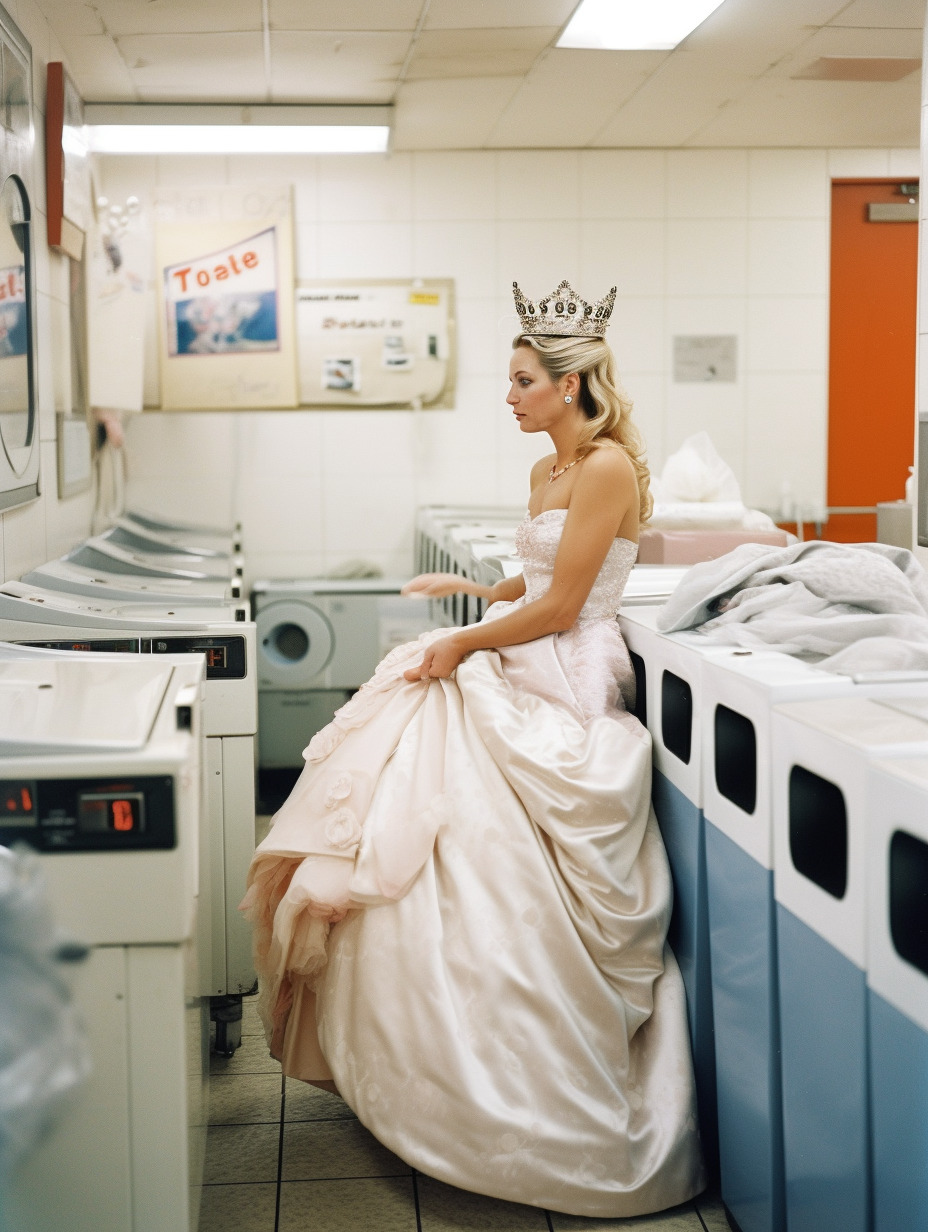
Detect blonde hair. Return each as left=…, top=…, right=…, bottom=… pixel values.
left=513, top=333, right=653, bottom=523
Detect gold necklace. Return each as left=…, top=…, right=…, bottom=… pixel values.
left=548, top=458, right=580, bottom=483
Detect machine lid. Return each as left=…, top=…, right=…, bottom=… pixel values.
left=253, top=578, right=411, bottom=596
left=125, top=507, right=237, bottom=538
left=0, top=581, right=212, bottom=630
left=67, top=538, right=216, bottom=580
left=24, top=560, right=234, bottom=604
left=103, top=523, right=228, bottom=560
left=0, top=659, right=173, bottom=754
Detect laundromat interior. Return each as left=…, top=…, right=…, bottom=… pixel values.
left=3, top=1, right=928, bottom=1230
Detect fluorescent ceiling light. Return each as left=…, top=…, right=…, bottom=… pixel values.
left=87, top=124, right=389, bottom=155
left=557, top=0, right=727, bottom=51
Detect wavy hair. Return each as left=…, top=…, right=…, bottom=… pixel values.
left=513, top=333, right=652, bottom=523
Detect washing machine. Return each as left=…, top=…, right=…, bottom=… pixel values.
left=66, top=534, right=242, bottom=585
left=253, top=578, right=442, bottom=769
left=99, top=522, right=245, bottom=575
left=0, top=580, right=258, bottom=1046
left=0, top=17, right=38, bottom=516
left=23, top=555, right=244, bottom=607
left=112, top=514, right=240, bottom=557
left=0, top=654, right=208, bottom=1232
left=124, top=507, right=242, bottom=549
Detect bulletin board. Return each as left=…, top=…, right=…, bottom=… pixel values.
left=155, top=189, right=297, bottom=409
left=296, top=279, right=455, bottom=409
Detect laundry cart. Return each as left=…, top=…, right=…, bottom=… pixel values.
left=772, top=694, right=928, bottom=1232
left=253, top=578, right=441, bottom=769
left=866, top=747, right=928, bottom=1232
left=0, top=581, right=258, bottom=1051
left=1, top=654, right=208, bottom=1232
left=617, top=605, right=731, bottom=1172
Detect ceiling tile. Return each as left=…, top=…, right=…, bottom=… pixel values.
left=789, top=24, right=924, bottom=59
left=793, top=56, right=921, bottom=81
left=424, top=0, right=577, bottom=30
left=59, top=33, right=138, bottom=101
left=488, top=48, right=667, bottom=147
left=93, top=0, right=262, bottom=36
left=268, top=31, right=407, bottom=103
left=117, top=32, right=268, bottom=101
left=269, top=0, right=423, bottom=32
left=680, top=0, right=859, bottom=74
left=393, top=76, right=523, bottom=148
left=691, top=74, right=921, bottom=146
left=829, top=0, right=924, bottom=28
left=38, top=0, right=105, bottom=37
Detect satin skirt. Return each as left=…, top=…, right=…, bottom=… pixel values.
left=242, top=623, right=705, bottom=1217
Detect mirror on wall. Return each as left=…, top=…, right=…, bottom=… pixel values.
left=0, top=173, right=32, bottom=469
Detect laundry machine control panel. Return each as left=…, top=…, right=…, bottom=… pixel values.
left=19, top=633, right=248, bottom=680
left=0, top=774, right=176, bottom=852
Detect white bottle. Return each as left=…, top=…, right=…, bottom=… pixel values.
left=905, top=466, right=915, bottom=504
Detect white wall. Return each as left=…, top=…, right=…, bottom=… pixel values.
left=0, top=0, right=95, bottom=584
left=102, top=144, right=919, bottom=584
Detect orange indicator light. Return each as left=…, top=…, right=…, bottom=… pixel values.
left=112, top=799, right=134, bottom=831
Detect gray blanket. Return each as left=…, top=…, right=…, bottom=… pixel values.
left=655, top=540, right=928, bottom=674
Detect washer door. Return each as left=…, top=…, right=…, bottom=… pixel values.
left=255, top=600, right=334, bottom=689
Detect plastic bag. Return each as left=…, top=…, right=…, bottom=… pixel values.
left=0, top=846, right=90, bottom=1177
left=652, top=431, right=742, bottom=503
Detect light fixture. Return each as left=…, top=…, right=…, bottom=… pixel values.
left=557, top=0, right=727, bottom=51
left=84, top=104, right=391, bottom=155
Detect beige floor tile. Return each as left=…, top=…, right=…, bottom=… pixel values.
left=198, top=1181, right=277, bottom=1232
left=209, top=1072, right=284, bottom=1125
left=550, top=1199, right=701, bottom=1231
left=242, top=995, right=263, bottom=1037
left=203, top=1124, right=281, bottom=1185
left=693, top=1190, right=732, bottom=1231
left=282, top=1117, right=411, bottom=1181
left=417, top=1174, right=549, bottom=1230
left=211, top=1032, right=282, bottom=1076
left=278, top=1175, right=418, bottom=1231
left=285, top=1077, right=357, bottom=1122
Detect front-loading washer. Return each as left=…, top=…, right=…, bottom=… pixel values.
left=253, top=578, right=441, bottom=769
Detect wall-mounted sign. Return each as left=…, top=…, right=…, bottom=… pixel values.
left=296, top=279, right=455, bottom=409
left=46, top=62, right=90, bottom=260
left=155, top=198, right=297, bottom=409
left=673, top=334, right=738, bottom=383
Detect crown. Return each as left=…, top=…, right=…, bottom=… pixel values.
left=512, top=279, right=616, bottom=338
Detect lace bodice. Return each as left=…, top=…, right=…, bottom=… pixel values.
left=514, top=509, right=638, bottom=622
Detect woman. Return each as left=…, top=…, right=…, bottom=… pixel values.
left=242, top=281, right=704, bottom=1218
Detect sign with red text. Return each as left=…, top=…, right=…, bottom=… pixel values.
left=164, top=227, right=279, bottom=356
left=156, top=201, right=296, bottom=409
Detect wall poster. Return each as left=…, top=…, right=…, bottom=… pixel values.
left=296, top=279, right=455, bottom=409
left=155, top=189, right=296, bottom=409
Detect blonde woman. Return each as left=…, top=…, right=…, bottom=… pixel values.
left=242, top=282, right=704, bottom=1219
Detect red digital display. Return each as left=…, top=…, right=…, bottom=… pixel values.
left=111, top=799, right=134, bottom=831
left=1, top=782, right=36, bottom=822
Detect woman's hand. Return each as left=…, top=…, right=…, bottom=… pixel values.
left=403, top=634, right=468, bottom=681
left=401, top=573, right=466, bottom=599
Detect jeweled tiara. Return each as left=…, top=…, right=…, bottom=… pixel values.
left=512, top=279, right=616, bottom=338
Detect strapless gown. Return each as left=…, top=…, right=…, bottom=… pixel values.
left=241, top=510, right=705, bottom=1217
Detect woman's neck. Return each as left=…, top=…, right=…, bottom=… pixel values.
left=548, top=420, right=584, bottom=468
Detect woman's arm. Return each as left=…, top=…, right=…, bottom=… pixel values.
left=401, top=572, right=526, bottom=603
left=405, top=449, right=637, bottom=680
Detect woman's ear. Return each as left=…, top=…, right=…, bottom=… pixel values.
left=563, top=372, right=581, bottom=399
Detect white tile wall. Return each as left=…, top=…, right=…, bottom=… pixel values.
left=88, top=145, right=918, bottom=584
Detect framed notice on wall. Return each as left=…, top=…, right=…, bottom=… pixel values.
left=296, top=279, right=455, bottom=409
left=155, top=192, right=297, bottom=409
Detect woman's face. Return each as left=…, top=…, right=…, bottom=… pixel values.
left=507, top=345, right=572, bottom=434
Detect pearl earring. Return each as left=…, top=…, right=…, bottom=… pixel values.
left=564, top=395, right=573, bottom=404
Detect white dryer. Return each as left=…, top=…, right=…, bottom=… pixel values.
left=253, top=578, right=441, bottom=769
left=0, top=581, right=258, bottom=1047
left=0, top=654, right=208, bottom=1232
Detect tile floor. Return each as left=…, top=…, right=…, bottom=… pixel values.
left=202, top=993, right=732, bottom=1232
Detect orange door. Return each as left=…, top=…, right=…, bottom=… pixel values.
left=825, top=179, right=918, bottom=542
